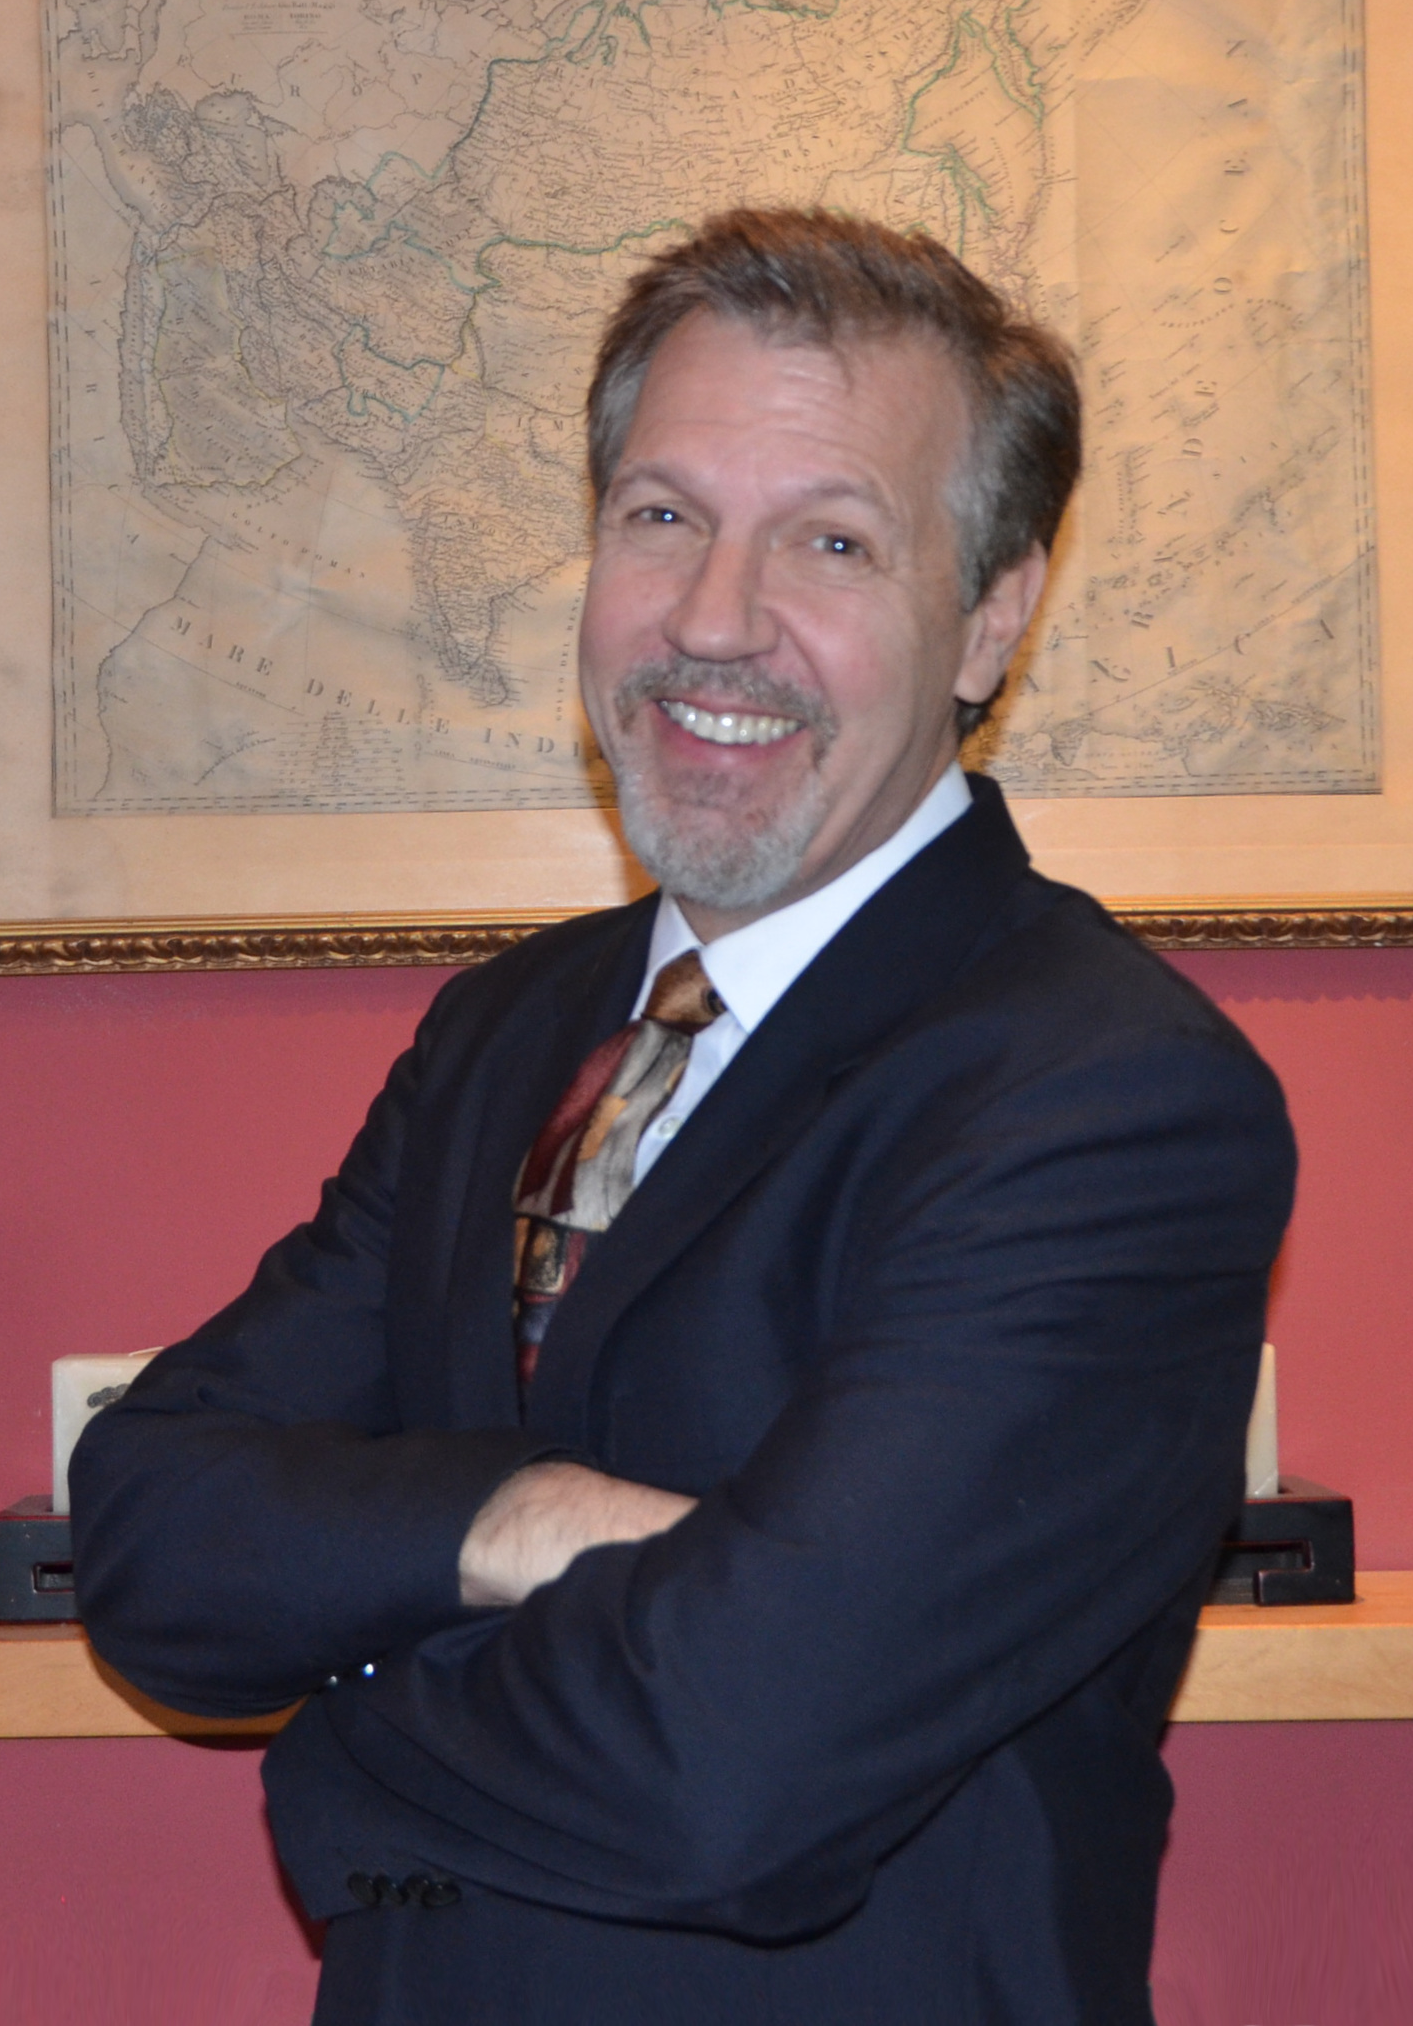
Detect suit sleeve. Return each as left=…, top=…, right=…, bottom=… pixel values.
left=70, top=975, right=574, bottom=1718
left=274, top=1018, right=1295, bottom=1931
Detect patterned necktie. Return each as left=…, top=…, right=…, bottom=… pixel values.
left=512, top=949, right=725, bottom=1398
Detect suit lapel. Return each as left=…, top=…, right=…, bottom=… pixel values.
left=438, top=899, right=657, bottom=1428
left=525, top=777, right=1031, bottom=1446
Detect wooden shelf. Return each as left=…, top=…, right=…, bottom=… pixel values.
left=4, top=1575, right=1412, bottom=1737
left=1167, top=1571, right=1413, bottom=1722
left=0, top=1625, right=295, bottom=1739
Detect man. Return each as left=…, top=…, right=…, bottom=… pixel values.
left=73, top=210, right=1296, bottom=2024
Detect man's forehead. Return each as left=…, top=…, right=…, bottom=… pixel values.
left=618, top=309, right=971, bottom=477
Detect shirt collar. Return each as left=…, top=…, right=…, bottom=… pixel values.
left=632, top=762, right=973, bottom=1033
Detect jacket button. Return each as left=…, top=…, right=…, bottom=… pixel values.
left=346, top=1872, right=380, bottom=1908
left=373, top=1874, right=406, bottom=1906
left=417, top=1878, right=462, bottom=1909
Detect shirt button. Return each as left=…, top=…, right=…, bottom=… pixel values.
left=658, top=1116, right=681, bottom=1138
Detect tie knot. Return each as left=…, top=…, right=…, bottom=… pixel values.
left=643, top=948, right=725, bottom=1033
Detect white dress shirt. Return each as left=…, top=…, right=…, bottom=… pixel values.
left=629, top=762, right=973, bottom=1186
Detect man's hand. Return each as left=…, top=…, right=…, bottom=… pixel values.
left=459, top=1461, right=697, bottom=1608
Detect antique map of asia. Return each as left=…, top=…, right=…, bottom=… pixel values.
left=46, top=0, right=1376, bottom=812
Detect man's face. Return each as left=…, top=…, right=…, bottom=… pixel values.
left=579, top=310, right=1041, bottom=938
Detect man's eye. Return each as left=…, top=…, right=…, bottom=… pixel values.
left=812, top=532, right=866, bottom=558
left=635, top=506, right=680, bottom=525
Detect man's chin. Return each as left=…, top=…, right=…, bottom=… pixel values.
left=616, top=787, right=821, bottom=917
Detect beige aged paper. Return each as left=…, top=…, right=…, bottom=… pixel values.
left=4, top=0, right=1413, bottom=918
left=47, top=0, right=1376, bottom=816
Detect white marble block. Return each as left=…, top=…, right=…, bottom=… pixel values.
left=1244, top=1341, right=1280, bottom=1500
left=51, top=1351, right=161, bottom=1515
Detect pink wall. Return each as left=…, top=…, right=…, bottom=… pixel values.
left=2, top=948, right=1411, bottom=2021
left=1169, top=949, right=1413, bottom=1571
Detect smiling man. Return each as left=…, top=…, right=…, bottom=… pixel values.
left=73, top=212, right=1296, bottom=2026
left=579, top=310, right=1035, bottom=930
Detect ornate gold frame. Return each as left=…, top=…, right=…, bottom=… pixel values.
left=4, top=902, right=1413, bottom=974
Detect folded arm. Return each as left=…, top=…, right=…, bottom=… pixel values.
left=73, top=980, right=1294, bottom=1930
left=458, top=1462, right=697, bottom=1607
left=288, top=1027, right=1294, bottom=1932
left=70, top=979, right=575, bottom=1717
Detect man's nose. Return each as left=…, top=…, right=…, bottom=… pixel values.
left=663, top=536, right=779, bottom=663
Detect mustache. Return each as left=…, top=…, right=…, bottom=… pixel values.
left=613, top=658, right=838, bottom=752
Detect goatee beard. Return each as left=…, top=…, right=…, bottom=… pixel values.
left=607, top=658, right=837, bottom=916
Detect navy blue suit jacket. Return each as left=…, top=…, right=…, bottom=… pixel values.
left=72, top=779, right=1296, bottom=2023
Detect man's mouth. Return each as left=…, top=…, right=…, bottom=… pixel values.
left=658, top=699, right=802, bottom=747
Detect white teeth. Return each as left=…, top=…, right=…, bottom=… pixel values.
left=659, top=699, right=801, bottom=746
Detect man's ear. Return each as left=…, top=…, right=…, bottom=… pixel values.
left=952, top=543, right=1049, bottom=712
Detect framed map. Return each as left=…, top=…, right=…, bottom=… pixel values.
left=4, top=0, right=1413, bottom=966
